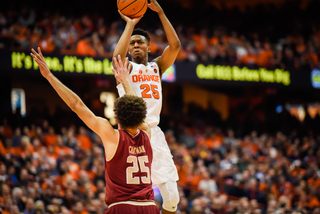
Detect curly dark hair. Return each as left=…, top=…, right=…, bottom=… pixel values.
left=132, top=28, right=150, bottom=44
left=114, top=95, right=147, bottom=129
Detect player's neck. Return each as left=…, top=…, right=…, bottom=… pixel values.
left=133, top=58, right=148, bottom=66
left=125, top=127, right=139, bottom=136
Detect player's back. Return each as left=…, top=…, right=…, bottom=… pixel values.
left=117, top=61, right=162, bottom=127
left=104, top=129, right=154, bottom=205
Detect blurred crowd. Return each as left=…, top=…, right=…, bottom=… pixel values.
left=170, top=126, right=320, bottom=214
left=0, top=0, right=320, bottom=71
left=0, top=120, right=108, bottom=214
left=1, top=103, right=320, bottom=214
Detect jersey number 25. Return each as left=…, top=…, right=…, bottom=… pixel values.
left=126, top=155, right=151, bottom=184
left=140, top=84, right=159, bottom=99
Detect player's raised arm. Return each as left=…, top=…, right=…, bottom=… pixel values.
left=113, top=12, right=143, bottom=65
left=112, top=55, right=135, bottom=96
left=112, top=55, right=151, bottom=139
left=30, top=48, right=117, bottom=145
left=149, top=0, right=181, bottom=76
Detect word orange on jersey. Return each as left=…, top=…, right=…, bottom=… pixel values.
left=132, top=74, right=160, bottom=83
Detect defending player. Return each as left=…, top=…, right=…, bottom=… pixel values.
left=113, top=0, right=181, bottom=213
left=31, top=48, right=159, bottom=213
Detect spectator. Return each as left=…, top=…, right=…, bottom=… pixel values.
left=76, top=127, right=92, bottom=151
left=71, top=201, right=88, bottom=214
left=44, top=127, right=57, bottom=147
left=34, top=200, right=45, bottom=214
left=0, top=184, right=11, bottom=204
left=61, top=189, right=75, bottom=210
left=23, top=198, right=34, bottom=214
left=10, top=205, right=21, bottom=214
left=54, top=135, right=72, bottom=159
left=198, top=169, right=218, bottom=195
left=2, top=120, right=13, bottom=139
left=12, top=187, right=25, bottom=211
left=76, top=34, right=97, bottom=57
left=0, top=164, right=8, bottom=182
left=11, top=128, right=22, bottom=148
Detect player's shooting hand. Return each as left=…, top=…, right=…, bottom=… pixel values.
left=30, top=47, right=51, bottom=79
left=118, top=10, right=143, bottom=26
left=112, top=55, right=132, bottom=84
left=148, top=0, right=163, bottom=13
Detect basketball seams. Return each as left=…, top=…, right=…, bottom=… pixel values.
left=130, top=0, right=147, bottom=17
left=117, top=0, right=147, bottom=18
left=119, top=0, right=138, bottom=12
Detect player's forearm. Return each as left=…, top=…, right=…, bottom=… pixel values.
left=158, top=10, right=181, bottom=50
left=138, top=120, right=151, bottom=139
left=113, top=23, right=135, bottom=61
left=121, top=79, right=137, bottom=96
left=46, top=73, right=82, bottom=112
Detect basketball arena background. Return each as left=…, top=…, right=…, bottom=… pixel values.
left=0, top=0, right=320, bottom=213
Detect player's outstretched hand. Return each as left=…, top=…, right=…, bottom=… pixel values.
left=148, top=0, right=163, bottom=13
left=30, top=47, right=51, bottom=79
left=118, top=10, right=143, bottom=26
left=112, top=55, right=132, bottom=84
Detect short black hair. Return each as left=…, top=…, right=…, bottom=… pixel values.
left=132, top=28, right=150, bottom=44
left=114, top=95, right=147, bottom=129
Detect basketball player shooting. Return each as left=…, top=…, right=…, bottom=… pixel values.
left=31, top=48, right=160, bottom=213
left=113, top=0, right=181, bottom=213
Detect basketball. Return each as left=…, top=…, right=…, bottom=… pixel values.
left=117, top=0, right=148, bottom=18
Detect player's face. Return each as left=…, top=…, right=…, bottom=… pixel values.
left=129, top=35, right=150, bottom=60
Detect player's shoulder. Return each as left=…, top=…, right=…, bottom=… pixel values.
left=151, top=57, right=160, bottom=65
left=148, top=60, right=158, bottom=67
left=150, top=57, right=161, bottom=73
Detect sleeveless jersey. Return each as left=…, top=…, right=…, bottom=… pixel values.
left=117, top=61, right=162, bottom=127
left=104, top=129, right=154, bottom=205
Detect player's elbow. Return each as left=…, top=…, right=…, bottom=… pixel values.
left=172, top=40, right=181, bottom=51
left=112, top=51, right=119, bottom=59
left=70, top=99, right=83, bottom=112
left=113, top=51, right=124, bottom=59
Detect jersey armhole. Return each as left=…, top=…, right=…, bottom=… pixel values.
left=141, top=130, right=151, bottom=142
left=106, top=130, right=120, bottom=162
left=151, top=57, right=162, bottom=76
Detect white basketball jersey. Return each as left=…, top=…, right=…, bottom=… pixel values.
left=117, top=61, right=162, bottom=127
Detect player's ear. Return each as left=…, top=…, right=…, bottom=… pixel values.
left=148, top=46, right=151, bottom=53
